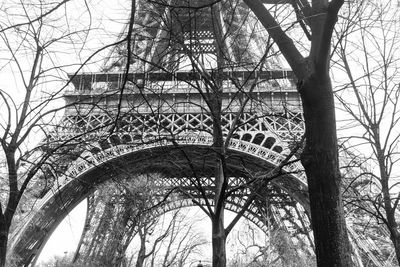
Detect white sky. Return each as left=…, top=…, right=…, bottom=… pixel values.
left=35, top=205, right=268, bottom=266
left=35, top=200, right=87, bottom=265
left=2, top=0, right=400, bottom=265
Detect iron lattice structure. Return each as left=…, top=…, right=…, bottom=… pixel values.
left=9, top=0, right=395, bottom=266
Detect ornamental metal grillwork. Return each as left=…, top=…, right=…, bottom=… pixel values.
left=72, top=176, right=312, bottom=264
left=9, top=0, right=396, bottom=266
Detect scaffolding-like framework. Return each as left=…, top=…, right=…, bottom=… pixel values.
left=9, top=1, right=396, bottom=266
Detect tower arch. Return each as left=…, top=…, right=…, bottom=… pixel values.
left=8, top=1, right=393, bottom=266
left=11, top=137, right=310, bottom=265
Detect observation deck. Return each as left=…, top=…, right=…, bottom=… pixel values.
left=64, top=70, right=301, bottom=115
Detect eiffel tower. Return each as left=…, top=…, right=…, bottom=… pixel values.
left=9, top=1, right=395, bottom=266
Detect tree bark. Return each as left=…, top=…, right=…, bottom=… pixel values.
left=377, top=145, right=400, bottom=265
left=1, top=151, right=18, bottom=267
left=135, top=233, right=146, bottom=267
left=211, top=216, right=226, bottom=266
left=0, top=220, right=8, bottom=267
left=299, top=74, right=351, bottom=266
left=389, top=229, right=400, bottom=266
left=243, top=0, right=352, bottom=265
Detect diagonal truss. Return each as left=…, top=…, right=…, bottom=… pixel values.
left=8, top=0, right=396, bottom=266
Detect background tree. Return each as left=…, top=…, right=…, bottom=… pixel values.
left=99, top=0, right=306, bottom=266
left=334, top=0, right=400, bottom=264
left=0, top=1, right=126, bottom=265
left=7, top=1, right=324, bottom=266
left=70, top=172, right=208, bottom=267
left=133, top=210, right=208, bottom=267
left=228, top=219, right=315, bottom=267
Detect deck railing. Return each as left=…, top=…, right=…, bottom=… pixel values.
left=65, top=70, right=296, bottom=94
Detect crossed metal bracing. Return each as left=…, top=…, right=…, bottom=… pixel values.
left=11, top=131, right=393, bottom=266
left=134, top=176, right=303, bottom=231
left=12, top=76, right=391, bottom=266
left=55, top=110, right=302, bottom=149
left=8, top=0, right=395, bottom=266
left=344, top=189, right=399, bottom=266
left=10, top=135, right=310, bottom=266
left=72, top=175, right=313, bottom=265
left=105, top=0, right=285, bottom=73
left=72, top=193, right=136, bottom=265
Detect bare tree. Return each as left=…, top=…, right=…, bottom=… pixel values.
left=137, top=210, right=208, bottom=267
left=243, top=0, right=352, bottom=265
left=90, top=1, right=307, bottom=266
left=71, top=173, right=208, bottom=267
left=0, top=1, right=126, bottom=265
left=109, top=1, right=305, bottom=266
left=72, top=176, right=153, bottom=267
left=334, top=1, right=400, bottom=264
left=8, top=1, right=307, bottom=266
left=227, top=211, right=315, bottom=267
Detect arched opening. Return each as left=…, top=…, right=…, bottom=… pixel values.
left=121, top=134, right=132, bottom=143
left=273, top=146, right=283, bottom=153
left=253, top=133, right=265, bottom=145
left=109, top=134, right=121, bottom=146
left=34, top=200, right=87, bottom=266
left=99, top=139, right=111, bottom=150
left=132, top=134, right=143, bottom=141
left=90, top=146, right=102, bottom=154
left=263, top=136, right=276, bottom=149
left=35, top=203, right=313, bottom=267
left=232, top=133, right=240, bottom=140
left=11, top=144, right=310, bottom=266
left=241, top=133, right=252, bottom=142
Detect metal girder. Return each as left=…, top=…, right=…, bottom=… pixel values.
left=8, top=0, right=393, bottom=266
left=260, top=0, right=292, bottom=4
left=72, top=177, right=312, bottom=264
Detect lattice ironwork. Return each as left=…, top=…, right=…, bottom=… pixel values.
left=8, top=0, right=394, bottom=266
left=72, top=173, right=313, bottom=264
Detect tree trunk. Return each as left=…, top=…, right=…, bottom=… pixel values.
left=211, top=216, right=226, bottom=266
left=210, top=63, right=228, bottom=266
left=135, top=251, right=145, bottom=267
left=135, top=235, right=146, bottom=267
left=299, top=74, right=352, bottom=266
left=377, top=146, right=400, bottom=265
left=243, top=0, right=351, bottom=265
left=0, top=225, right=8, bottom=267
left=0, top=216, right=13, bottom=267
left=388, top=229, right=400, bottom=266
left=0, top=207, right=11, bottom=267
